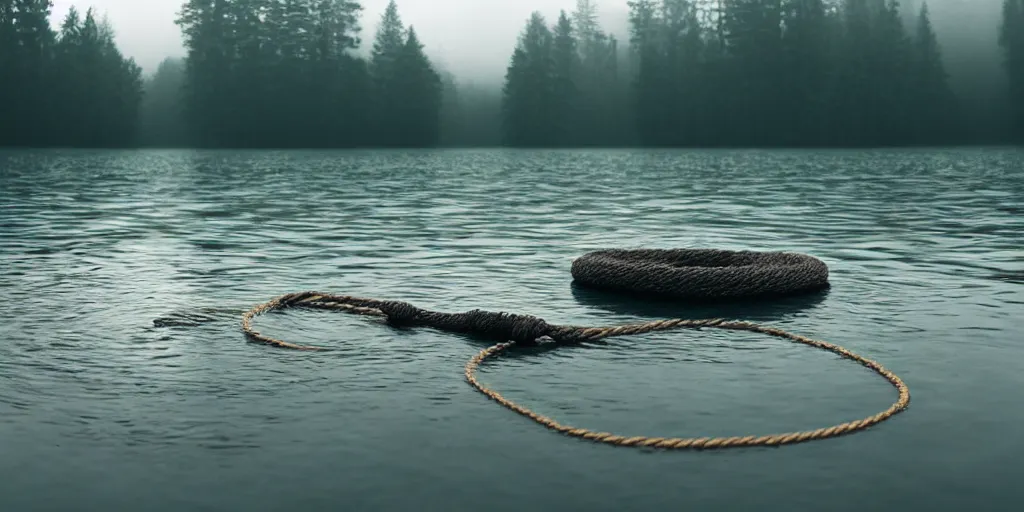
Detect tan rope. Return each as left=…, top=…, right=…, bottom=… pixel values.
left=241, top=291, right=910, bottom=450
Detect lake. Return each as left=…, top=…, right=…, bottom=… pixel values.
left=1, top=148, right=1022, bottom=510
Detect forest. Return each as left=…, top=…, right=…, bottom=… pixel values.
left=1, top=0, right=1023, bottom=149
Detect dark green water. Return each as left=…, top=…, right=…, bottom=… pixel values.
left=1, top=148, right=1022, bottom=511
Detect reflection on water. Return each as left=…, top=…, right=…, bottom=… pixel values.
left=0, top=147, right=1022, bottom=511
left=569, top=280, right=832, bottom=322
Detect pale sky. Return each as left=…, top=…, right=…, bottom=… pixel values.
left=50, top=0, right=631, bottom=83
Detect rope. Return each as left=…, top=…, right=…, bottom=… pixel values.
left=570, top=248, right=831, bottom=299
left=241, top=286, right=910, bottom=450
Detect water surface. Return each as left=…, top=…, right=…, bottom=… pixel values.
left=1, top=148, right=1022, bottom=510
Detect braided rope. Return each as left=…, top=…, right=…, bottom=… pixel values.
left=240, top=290, right=910, bottom=450
left=571, top=249, right=831, bottom=299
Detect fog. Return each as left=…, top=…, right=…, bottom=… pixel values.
left=12, top=0, right=1015, bottom=149
left=51, top=0, right=1003, bottom=86
left=51, top=0, right=633, bottom=84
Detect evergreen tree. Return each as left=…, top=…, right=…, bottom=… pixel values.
left=571, top=0, right=627, bottom=145
left=910, top=2, right=959, bottom=144
left=550, top=11, right=579, bottom=146
left=722, top=0, right=785, bottom=145
left=175, top=0, right=370, bottom=148
left=627, top=0, right=669, bottom=146
left=368, top=0, right=405, bottom=144
left=371, top=0, right=405, bottom=68
left=573, top=0, right=600, bottom=57
left=175, top=0, right=233, bottom=147
left=0, top=0, right=56, bottom=146
left=368, top=1, right=442, bottom=146
left=0, top=2, right=142, bottom=148
left=781, top=0, right=831, bottom=145
left=625, top=0, right=710, bottom=146
left=872, top=0, right=914, bottom=144
left=501, top=12, right=556, bottom=146
left=835, top=0, right=874, bottom=144
left=662, top=0, right=706, bottom=146
left=308, top=0, right=370, bottom=147
left=1001, top=0, right=1024, bottom=140
left=394, top=27, right=443, bottom=146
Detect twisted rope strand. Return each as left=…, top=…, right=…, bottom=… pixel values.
left=241, top=291, right=910, bottom=450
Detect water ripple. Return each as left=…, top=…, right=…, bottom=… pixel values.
left=0, top=147, right=1022, bottom=509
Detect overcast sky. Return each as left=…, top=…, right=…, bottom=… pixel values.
left=51, top=0, right=631, bottom=82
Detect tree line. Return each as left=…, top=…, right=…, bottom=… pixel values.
left=2, top=0, right=1023, bottom=149
left=501, top=0, right=1021, bottom=147
left=166, top=0, right=440, bottom=148
left=1, top=1, right=142, bottom=147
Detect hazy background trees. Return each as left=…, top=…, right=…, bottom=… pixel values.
left=1, top=0, right=1021, bottom=149
left=501, top=3, right=633, bottom=147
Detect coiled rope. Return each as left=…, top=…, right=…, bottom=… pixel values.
left=241, top=249, right=910, bottom=450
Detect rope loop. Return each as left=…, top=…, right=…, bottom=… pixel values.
left=235, top=249, right=909, bottom=450
left=240, top=295, right=910, bottom=450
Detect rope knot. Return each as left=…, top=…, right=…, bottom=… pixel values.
left=378, top=300, right=422, bottom=326
left=462, top=309, right=551, bottom=343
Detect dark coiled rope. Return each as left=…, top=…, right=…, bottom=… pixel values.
left=241, top=249, right=909, bottom=450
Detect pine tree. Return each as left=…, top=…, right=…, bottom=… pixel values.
left=312, top=0, right=363, bottom=59
left=662, top=0, right=705, bottom=146
left=223, top=0, right=271, bottom=146
left=869, top=0, right=914, bottom=145
left=1, top=0, right=56, bottom=146
left=571, top=0, right=625, bottom=145
left=910, top=2, right=958, bottom=144
left=625, top=0, right=710, bottom=146
left=502, top=47, right=531, bottom=146
left=175, top=0, right=232, bottom=147
left=781, top=0, right=831, bottom=145
left=573, top=0, right=605, bottom=79
left=366, top=1, right=443, bottom=147
left=1001, top=0, right=1024, bottom=140
left=175, top=0, right=370, bottom=148
left=551, top=11, right=579, bottom=146
left=98, top=15, right=144, bottom=147
left=501, top=12, right=556, bottom=146
left=369, top=0, right=407, bottom=145
left=394, top=27, right=443, bottom=146
left=720, top=0, right=785, bottom=145
left=370, top=0, right=405, bottom=88
left=308, top=0, right=367, bottom=147
left=1, top=2, right=16, bottom=144
left=837, top=0, right=874, bottom=145
left=16, top=6, right=141, bottom=148
left=42, top=7, right=142, bottom=147
left=627, top=0, right=668, bottom=146
left=573, top=0, right=600, bottom=49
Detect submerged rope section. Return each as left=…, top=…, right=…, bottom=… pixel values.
left=241, top=249, right=909, bottom=450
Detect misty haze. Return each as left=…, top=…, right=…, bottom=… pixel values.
left=2, top=2, right=1023, bottom=511
left=2, top=0, right=1022, bottom=147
